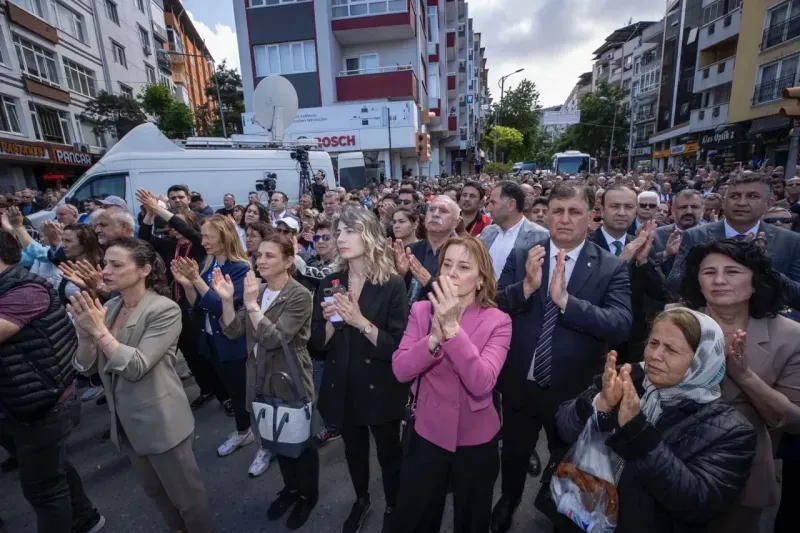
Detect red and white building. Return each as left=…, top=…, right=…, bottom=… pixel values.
left=234, top=0, right=489, bottom=179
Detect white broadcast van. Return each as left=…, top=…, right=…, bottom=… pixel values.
left=28, top=123, right=338, bottom=229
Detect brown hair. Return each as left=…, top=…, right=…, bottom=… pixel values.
left=175, top=210, right=201, bottom=233
left=437, top=236, right=497, bottom=309
left=246, top=221, right=273, bottom=240
left=260, top=233, right=297, bottom=276
left=548, top=181, right=594, bottom=210
left=651, top=308, right=701, bottom=353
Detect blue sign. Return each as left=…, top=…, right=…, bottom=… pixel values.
left=466, top=95, right=474, bottom=104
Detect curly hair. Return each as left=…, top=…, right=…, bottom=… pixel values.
left=680, top=238, right=785, bottom=319
left=105, top=237, right=170, bottom=297
left=332, top=205, right=397, bottom=285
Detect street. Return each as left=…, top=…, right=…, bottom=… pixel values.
left=0, top=379, right=554, bottom=533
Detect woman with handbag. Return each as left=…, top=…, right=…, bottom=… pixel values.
left=311, top=206, right=409, bottom=533
left=391, top=236, right=511, bottom=533
left=215, top=233, right=317, bottom=528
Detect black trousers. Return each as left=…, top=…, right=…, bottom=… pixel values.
left=500, top=384, right=564, bottom=502
left=339, top=417, right=402, bottom=507
left=184, top=319, right=228, bottom=401
left=775, top=457, right=800, bottom=533
left=204, top=333, right=249, bottom=432
left=392, top=431, right=499, bottom=533
left=278, top=446, right=320, bottom=501
left=0, top=397, right=97, bottom=533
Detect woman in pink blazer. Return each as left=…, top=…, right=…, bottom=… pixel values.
left=391, top=236, right=512, bottom=533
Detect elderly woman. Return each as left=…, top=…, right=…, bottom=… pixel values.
left=681, top=238, right=800, bottom=532
left=552, top=308, right=756, bottom=533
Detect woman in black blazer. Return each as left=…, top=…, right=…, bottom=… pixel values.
left=311, top=206, right=409, bottom=533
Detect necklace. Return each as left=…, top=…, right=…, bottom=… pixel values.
left=348, top=269, right=364, bottom=302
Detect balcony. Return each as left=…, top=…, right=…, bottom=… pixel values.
left=157, top=49, right=172, bottom=73
left=752, top=74, right=796, bottom=106
left=698, top=8, right=740, bottom=51
left=428, top=97, right=441, bottom=123
left=428, top=42, right=439, bottom=63
left=447, top=72, right=456, bottom=96
left=331, top=0, right=416, bottom=45
left=762, top=14, right=800, bottom=50
left=690, top=102, right=729, bottom=130
left=635, top=110, right=656, bottom=124
left=637, top=82, right=660, bottom=101
left=446, top=30, right=456, bottom=60
left=694, top=56, right=734, bottom=93
left=336, top=65, right=418, bottom=103
left=152, top=20, right=168, bottom=42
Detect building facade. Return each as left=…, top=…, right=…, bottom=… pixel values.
left=563, top=71, right=592, bottom=111
left=234, top=0, right=488, bottom=180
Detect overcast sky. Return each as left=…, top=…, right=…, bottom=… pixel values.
left=186, top=0, right=667, bottom=107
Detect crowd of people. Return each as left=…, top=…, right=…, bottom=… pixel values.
left=0, top=163, right=799, bottom=533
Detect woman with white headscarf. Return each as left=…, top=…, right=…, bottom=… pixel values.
left=550, top=308, right=757, bottom=533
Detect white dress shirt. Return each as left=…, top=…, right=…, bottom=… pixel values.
left=547, top=238, right=586, bottom=292
left=723, top=220, right=760, bottom=239
left=488, top=216, right=525, bottom=281
left=600, top=226, right=626, bottom=256
left=270, top=210, right=288, bottom=227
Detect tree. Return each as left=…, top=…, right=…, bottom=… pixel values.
left=560, top=82, right=630, bottom=166
left=481, top=125, right=524, bottom=156
left=139, top=84, right=194, bottom=139
left=81, top=91, right=147, bottom=139
left=492, top=79, right=543, bottom=162
left=205, top=60, right=244, bottom=136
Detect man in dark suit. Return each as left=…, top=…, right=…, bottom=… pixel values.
left=490, top=182, right=632, bottom=533
left=587, top=184, right=672, bottom=364
left=652, top=189, right=705, bottom=275
left=668, top=173, right=800, bottom=308
left=627, top=190, right=661, bottom=235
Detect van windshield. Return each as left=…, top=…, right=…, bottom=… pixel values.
left=555, top=157, right=589, bottom=175
left=65, top=173, right=128, bottom=209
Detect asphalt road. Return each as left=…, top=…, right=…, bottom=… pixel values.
left=0, top=379, right=555, bottom=533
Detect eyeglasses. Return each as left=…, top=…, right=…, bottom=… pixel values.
left=764, top=217, right=792, bottom=224
left=639, top=203, right=658, bottom=209
left=313, top=234, right=331, bottom=242
left=395, top=199, right=413, bottom=206
left=593, top=216, right=603, bottom=222
left=276, top=228, right=293, bottom=235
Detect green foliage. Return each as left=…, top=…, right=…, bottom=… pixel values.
left=140, top=84, right=173, bottom=120
left=204, top=60, right=244, bottom=136
left=483, top=161, right=513, bottom=175
left=139, top=84, right=195, bottom=139
left=482, top=125, right=524, bottom=152
left=80, top=91, right=147, bottom=139
left=486, top=78, right=543, bottom=163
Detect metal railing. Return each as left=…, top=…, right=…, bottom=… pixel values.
left=331, top=0, right=408, bottom=20
left=752, top=74, right=796, bottom=105
left=761, top=14, right=800, bottom=49
left=338, top=64, right=412, bottom=77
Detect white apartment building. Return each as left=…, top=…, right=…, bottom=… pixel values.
left=234, top=0, right=488, bottom=180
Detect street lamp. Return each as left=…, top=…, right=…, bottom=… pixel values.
left=599, top=96, right=621, bottom=173
left=497, top=68, right=525, bottom=127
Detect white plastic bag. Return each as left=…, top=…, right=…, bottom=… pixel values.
left=551, top=415, right=619, bottom=533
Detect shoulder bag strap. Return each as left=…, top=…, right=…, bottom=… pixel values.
left=409, top=311, right=435, bottom=410
left=278, top=332, right=308, bottom=404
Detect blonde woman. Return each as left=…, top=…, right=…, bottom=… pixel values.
left=171, top=215, right=259, bottom=469
left=310, top=206, right=409, bottom=533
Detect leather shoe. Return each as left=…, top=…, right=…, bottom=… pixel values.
left=268, top=489, right=299, bottom=521
left=528, top=450, right=542, bottom=477
left=490, top=496, right=519, bottom=533
left=190, top=392, right=214, bottom=411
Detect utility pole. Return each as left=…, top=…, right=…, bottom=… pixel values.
left=627, top=94, right=636, bottom=171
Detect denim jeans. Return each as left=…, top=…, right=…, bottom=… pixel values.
left=0, top=396, right=97, bottom=533
left=312, top=361, right=337, bottom=432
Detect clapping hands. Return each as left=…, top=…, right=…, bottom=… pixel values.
left=596, top=352, right=640, bottom=427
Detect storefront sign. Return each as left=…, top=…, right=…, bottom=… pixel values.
left=54, top=148, right=92, bottom=166
left=44, top=173, right=66, bottom=181
left=670, top=144, right=686, bottom=156
left=632, top=146, right=652, bottom=157
left=653, top=149, right=671, bottom=159
left=700, top=125, right=743, bottom=148
left=636, top=159, right=652, bottom=168
left=0, top=140, right=50, bottom=162
left=684, top=142, right=699, bottom=155
left=290, top=131, right=361, bottom=151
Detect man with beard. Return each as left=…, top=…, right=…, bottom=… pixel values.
left=459, top=181, right=491, bottom=236
left=394, top=195, right=460, bottom=305
left=653, top=189, right=704, bottom=275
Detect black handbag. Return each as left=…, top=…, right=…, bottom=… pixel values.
left=400, top=313, right=433, bottom=455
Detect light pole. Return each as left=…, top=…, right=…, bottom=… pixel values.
left=497, top=68, right=524, bottom=126
left=599, top=96, right=621, bottom=173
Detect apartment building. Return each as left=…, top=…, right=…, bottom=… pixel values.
left=563, top=71, right=592, bottom=112
left=234, top=0, right=488, bottom=180
left=629, top=18, right=663, bottom=168
left=162, top=0, right=214, bottom=132
left=727, top=0, right=799, bottom=168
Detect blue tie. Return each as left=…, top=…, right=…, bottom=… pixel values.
left=531, top=257, right=569, bottom=388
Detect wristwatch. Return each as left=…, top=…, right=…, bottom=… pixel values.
left=361, top=322, right=373, bottom=335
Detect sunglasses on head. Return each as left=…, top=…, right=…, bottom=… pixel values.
left=764, top=217, right=792, bottom=224
left=313, top=234, right=331, bottom=242
left=639, top=203, right=658, bottom=209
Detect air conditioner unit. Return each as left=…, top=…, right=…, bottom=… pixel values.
left=143, top=45, right=152, bottom=56
left=73, top=143, right=90, bottom=153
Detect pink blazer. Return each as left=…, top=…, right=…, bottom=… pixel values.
left=392, top=301, right=512, bottom=452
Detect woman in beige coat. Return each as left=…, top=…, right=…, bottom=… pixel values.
left=69, top=237, right=212, bottom=533
left=215, top=232, right=316, bottom=530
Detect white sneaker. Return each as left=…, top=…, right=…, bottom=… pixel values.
left=248, top=448, right=272, bottom=477
left=80, top=386, right=104, bottom=402
left=217, top=430, right=255, bottom=457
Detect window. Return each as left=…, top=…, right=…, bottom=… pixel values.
left=427, top=69, right=440, bottom=99
left=754, top=54, right=799, bottom=104
left=105, top=0, right=119, bottom=24
left=253, top=40, right=316, bottom=76
left=0, top=95, right=21, bottom=134
left=119, top=83, right=133, bottom=98
left=139, top=26, right=151, bottom=54
left=136, top=0, right=145, bottom=13
left=763, top=0, right=800, bottom=48
left=13, top=35, right=59, bottom=85
left=702, top=0, right=742, bottom=25
left=63, top=58, right=97, bottom=97
left=145, top=62, right=156, bottom=84
left=332, top=0, right=407, bottom=19
left=250, top=0, right=311, bottom=6
left=8, top=0, right=46, bottom=19
left=29, top=102, right=72, bottom=144
left=166, top=26, right=184, bottom=54
left=79, top=119, right=106, bottom=148
left=65, top=173, right=127, bottom=209
left=48, top=2, right=86, bottom=42
left=343, top=53, right=378, bottom=75
left=158, top=70, right=171, bottom=87
left=427, top=6, right=439, bottom=43
left=111, top=40, right=126, bottom=68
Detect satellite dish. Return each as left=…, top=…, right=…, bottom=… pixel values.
left=252, top=76, right=299, bottom=141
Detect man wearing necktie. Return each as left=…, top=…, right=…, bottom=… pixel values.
left=588, top=184, right=672, bottom=365
left=491, top=182, right=632, bottom=533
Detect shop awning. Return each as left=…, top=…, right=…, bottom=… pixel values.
left=748, top=115, right=791, bottom=137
